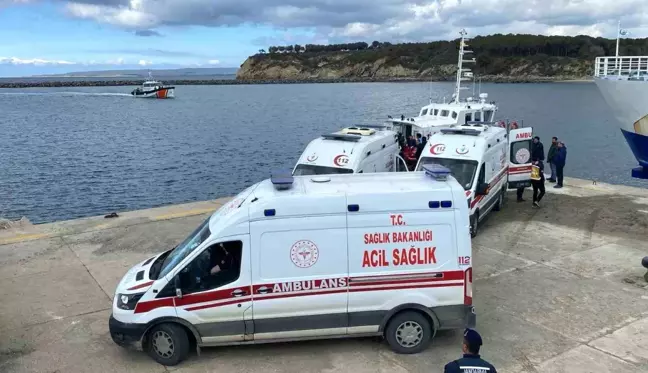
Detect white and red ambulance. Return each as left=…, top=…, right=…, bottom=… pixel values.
left=109, top=166, right=475, bottom=366
left=415, top=122, right=533, bottom=237
left=293, top=125, right=402, bottom=175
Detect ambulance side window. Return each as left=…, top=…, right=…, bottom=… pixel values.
left=176, top=240, right=243, bottom=295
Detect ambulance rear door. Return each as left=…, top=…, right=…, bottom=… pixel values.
left=507, top=127, right=533, bottom=189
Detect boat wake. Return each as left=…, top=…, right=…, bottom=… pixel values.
left=0, top=91, right=132, bottom=97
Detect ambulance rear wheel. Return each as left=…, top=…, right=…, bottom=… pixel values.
left=146, top=323, right=190, bottom=366
left=385, top=311, right=432, bottom=354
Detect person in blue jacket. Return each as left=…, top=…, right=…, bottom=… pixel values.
left=553, top=141, right=567, bottom=188
left=444, top=329, right=497, bottom=373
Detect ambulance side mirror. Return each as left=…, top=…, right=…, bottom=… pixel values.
left=174, top=276, right=183, bottom=299
left=476, top=182, right=489, bottom=196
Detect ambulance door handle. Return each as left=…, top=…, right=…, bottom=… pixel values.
left=257, top=287, right=270, bottom=294
left=231, top=289, right=246, bottom=298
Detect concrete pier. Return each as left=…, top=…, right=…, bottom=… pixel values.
left=1, top=177, right=647, bottom=373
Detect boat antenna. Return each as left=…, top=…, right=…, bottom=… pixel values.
left=453, top=28, right=475, bottom=104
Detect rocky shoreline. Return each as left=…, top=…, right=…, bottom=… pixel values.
left=0, top=75, right=592, bottom=88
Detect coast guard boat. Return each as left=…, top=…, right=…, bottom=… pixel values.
left=388, top=29, right=501, bottom=138
left=131, top=72, right=175, bottom=99
left=594, top=55, right=648, bottom=179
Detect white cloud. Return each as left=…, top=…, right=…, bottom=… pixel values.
left=137, top=59, right=153, bottom=66
left=66, top=1, right=157, bottom=29
left=46, top=0, right=648, bottom=42
left=5, top=0, right=648, bottom=45
left=0, top=57, right=76, bottom=65
left=207, top=59, right=220, bottom=65
left=105, top=57, right=125, bottom=65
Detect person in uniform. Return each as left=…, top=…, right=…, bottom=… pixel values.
left=530, top=157, right=546, bottom=207
left=444, top=329, right=497, bottom=373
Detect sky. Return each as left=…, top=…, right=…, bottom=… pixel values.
left=1, top=0, right=648, bottom=77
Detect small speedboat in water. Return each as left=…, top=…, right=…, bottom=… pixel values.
left=131, top=72, right=175, bottom=99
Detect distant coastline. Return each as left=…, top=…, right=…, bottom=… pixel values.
left=0, top=75, right=594, bottom=88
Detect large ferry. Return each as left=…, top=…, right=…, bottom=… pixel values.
left=388, top=29, right=500, bottom=138
left=593, top=55, right=648, bottom=179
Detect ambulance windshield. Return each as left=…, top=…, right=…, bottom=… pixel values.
left=157, top=218, right=211, bottom=279
left=417, top=157, right=478, bottom=190
left=293, top=164, right=354, bottom=175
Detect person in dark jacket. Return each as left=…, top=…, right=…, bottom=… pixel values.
left=553, top=141, right=567, bottom=188
left=530, top=158, right=546, bottom=207
left=531, top=136, right=545, bottom=161
left=415, top=136, right=427, bottom=160
left=546, top=137, right=558, bottom=182
left=444, top=329, right=497, bottom=373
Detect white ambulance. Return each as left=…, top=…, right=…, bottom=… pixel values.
left=293, top=125, right=406, bottom=175
left=109, top=166, right=476, bottom=366
left=415, top=122, right=533, bottom=237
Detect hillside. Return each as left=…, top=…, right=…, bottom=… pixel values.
left=237, top=34, right=648, bottom=82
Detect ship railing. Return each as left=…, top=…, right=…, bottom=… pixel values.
left=594, top=56, right=648, bottom=77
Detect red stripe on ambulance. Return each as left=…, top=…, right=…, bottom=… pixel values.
left=127, top=281, right=154, bottom=291
left=133, top=271, right=465, bottom=314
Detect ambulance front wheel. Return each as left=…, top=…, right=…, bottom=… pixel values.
left=146, top=323, right=190, bottom=366
left=384, top=311, right=433, bottom=354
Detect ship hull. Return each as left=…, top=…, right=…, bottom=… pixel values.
left=594, top=77, right=648, bottom=178
left=131, top=87, right=175, bottom=99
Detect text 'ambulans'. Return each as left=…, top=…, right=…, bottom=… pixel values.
left=272, top=278, right=348, bottom=293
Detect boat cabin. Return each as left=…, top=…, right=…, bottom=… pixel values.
left=389, top=93, right=498, bottom=139
left=142, top=80, right=162, bottom=89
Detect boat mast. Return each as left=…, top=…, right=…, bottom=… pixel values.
left=453, top=29, right=475, bottom=104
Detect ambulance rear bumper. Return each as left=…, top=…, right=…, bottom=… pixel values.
left=109, top=314, right=146, bottom=350
left=434, top=305, right=476, bottom=330
left=508, top=180, right=531, bottom=189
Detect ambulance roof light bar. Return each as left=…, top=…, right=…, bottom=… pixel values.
left=270, top=170, right=294, bottom=190
left=322, top=133, right=362, bottom=142
left=440, top=128, right=481, bottom=136
left=423, top=164, right=451, bottom=181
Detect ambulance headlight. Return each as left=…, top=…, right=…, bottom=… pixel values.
left=117, top=293, right=144, bottom=310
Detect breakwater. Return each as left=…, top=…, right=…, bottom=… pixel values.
left=0, top=75, right=592, bottom=88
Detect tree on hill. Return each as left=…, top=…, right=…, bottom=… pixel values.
left=264, top=34, right=648, bottom=70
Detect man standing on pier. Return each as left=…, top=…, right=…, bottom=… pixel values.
left=547, top=137, right=558, bottom=183
left=553, top=141, right=567, bottom=188
left=531, top=136, right=545, bottom=161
